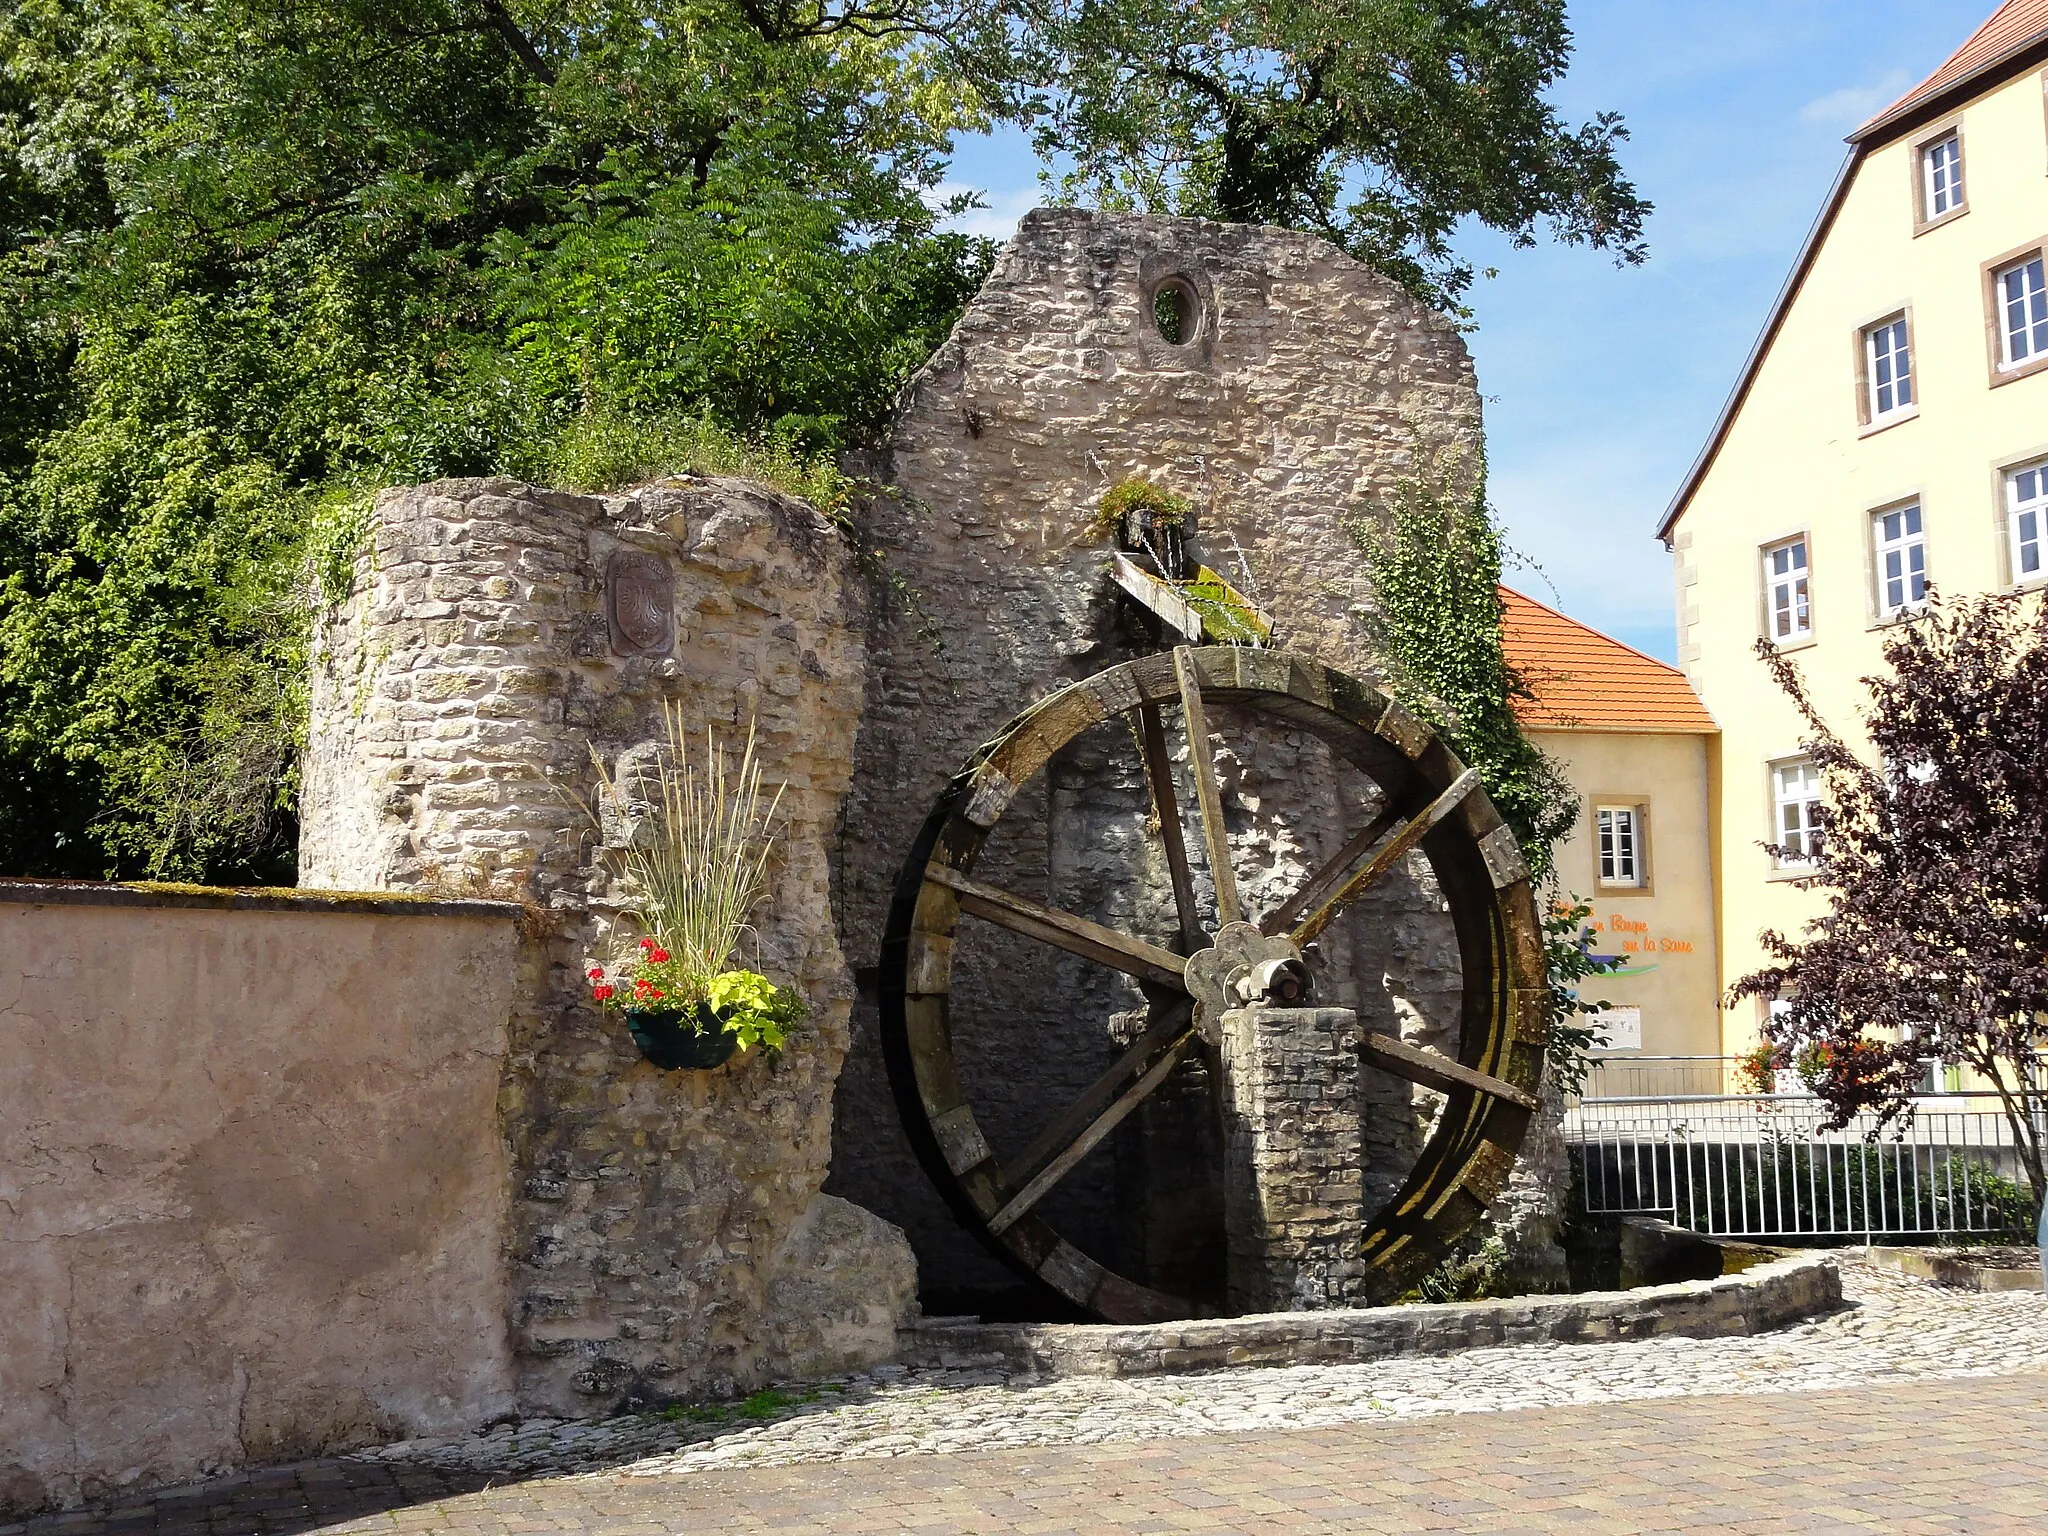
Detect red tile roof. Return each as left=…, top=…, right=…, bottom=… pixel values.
left=1856, top=0, right=2048, bottom=141
left=1498, top=586, right=1716, bottom=735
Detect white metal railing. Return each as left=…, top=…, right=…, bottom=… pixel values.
left=1565, top=1090, right=2041, bottom=1241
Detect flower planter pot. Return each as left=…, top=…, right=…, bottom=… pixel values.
left=625, top=1005, right=738, bottom=1070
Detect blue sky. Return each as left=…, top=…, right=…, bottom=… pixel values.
left=936, top=1, right=2001, bottom=660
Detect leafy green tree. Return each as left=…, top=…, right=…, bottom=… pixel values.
left=1729, top=593, right=2048, bottom=1206
left=1014, top=0, right=1649, bottom=306
left=0, top=1, right=992, bottom=880
left=1, top=0, right=1640, bottom=880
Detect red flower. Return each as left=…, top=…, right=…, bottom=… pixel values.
left=587, top=966, right=603, bottom=981
left=639, top=936, right=657, bottom=950
left=648, top=947, right=670, bottom=963
left=591, top=984, right=614, bottom=1002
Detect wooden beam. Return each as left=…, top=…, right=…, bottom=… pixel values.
left=924, top=863, right=1189, bottom=991
left=1174, top=647, right=1242, bottom=926
left=1138, top=701, right=1205, bottom=954
left=1291, top=769, right=1481, bottom=945
left=1259, top=801, right=1407, bottom=938
left=1362, top=1031, right=1539, bottom=1111
left=987, top=1027, right=1198, bottom=1235
left=1009, top=1003, right=1194, bottom=1193
left=1110, top=552, right=1204, bottom=643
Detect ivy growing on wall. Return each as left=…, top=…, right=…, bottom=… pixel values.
left=1348, top=448, right=1613, bottom=1085
left=1347, top=449, right=1577, bottom=881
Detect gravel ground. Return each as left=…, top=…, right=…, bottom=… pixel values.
left=343, top=1254, right=2048, bottom=1484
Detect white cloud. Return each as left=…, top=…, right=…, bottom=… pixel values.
left=1797, top=69, right=1911, bottom=128
left=927, top=181, right=1042, bottom=242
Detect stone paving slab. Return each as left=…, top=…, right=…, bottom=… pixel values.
left=332, top=1371, right=2048, bottom=1533
left=8, top=1257, right=2043, bottom=1536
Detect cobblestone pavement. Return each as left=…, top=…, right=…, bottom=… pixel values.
left=10, top=1257, right=2046, bottom=1536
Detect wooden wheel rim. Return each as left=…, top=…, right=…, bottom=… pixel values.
left=877, top=647, right=1548, bottom=1322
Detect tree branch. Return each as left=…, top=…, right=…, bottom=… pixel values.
left=475, top=0, right=556, bottom=84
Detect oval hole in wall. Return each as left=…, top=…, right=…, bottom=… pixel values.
left=1152, top=277, right=1200, bottom=346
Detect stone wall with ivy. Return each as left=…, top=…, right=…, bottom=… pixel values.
left=826, top=209, right=1530, bottom=1308
left=299, top=475, right=913, bottom=1415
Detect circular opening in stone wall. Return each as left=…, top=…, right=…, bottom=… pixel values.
left=1151, top=278, right=1199, bottom=346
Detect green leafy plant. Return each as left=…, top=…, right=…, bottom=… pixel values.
left=1088, top=475, right=1191, bottom=540
left=1348, top=446, right=1578, bottom=885
left=583, top=706, right=804, bottom=1052
left=1413, top=1234, right=1509, bottom=1303
left=588, top=945, right=804, bottom=1053
left=519, top=405, right=855, bottom=512
left=1353, top=445, right=1597, bottom=1096
left=1542, top=895, right=1620, bottom=1100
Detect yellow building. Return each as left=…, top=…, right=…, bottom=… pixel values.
left=1499, top=587, right=1723, bottom=1076
left=1660, top=0, right=2048, bottom=1055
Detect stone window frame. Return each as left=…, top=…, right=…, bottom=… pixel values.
left=1592, top=799, right=1653, bottom=896
left=1135, top=252, right=1219, bottom=369
left=1999, top=450, right=2048, bottom=590
left=1758, top=531, right=1815, bottom=649
left=1982, top=240, right=2048, bottom=387
left=1767, top=755, right=1824, bottom=878
left=1910, top=119, right=1969, bottom=234
left=1866, top=495, right=1930, bottom=624
left=1852, top=305, right=1918, bottom=434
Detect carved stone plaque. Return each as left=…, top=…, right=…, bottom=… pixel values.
left=606, top=551, right=674, bottom=657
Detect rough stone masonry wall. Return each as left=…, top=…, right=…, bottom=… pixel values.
left=830, top=208, right=1564, bottom=1306
left=300, top=476, right=913, bottom=1416
left=1217, top=1006, right=1368, bottom=1313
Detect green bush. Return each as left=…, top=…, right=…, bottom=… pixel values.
left=0, top=4, right=991, bottom=880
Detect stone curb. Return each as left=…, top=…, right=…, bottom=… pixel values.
left=900, top=1252, right=1842, bottom=1378
left=1866, top=1245, right=2044, bottom=1292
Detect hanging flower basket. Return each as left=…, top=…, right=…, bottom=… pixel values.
left=578, top=707, right=807, bottom=1073
left=624, top=1003, right=739, bottom=1071
left=589, top=942, right=805, bottom=1071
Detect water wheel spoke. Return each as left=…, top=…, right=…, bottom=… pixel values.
left=924, top=863, right=1189, bottom=991
left=1289, top=768, right=1483, bottom=946
left=1173, top=646, right=1242, bottom=925
left=987, top=1021, right=1200, bottom=1236
left=1137, top=700, right=1205, bottom=954
left=1009, top=1000, right=1194, bottom=1192
left=1362, top=1031, right=1539, bottom=1111
left=1258, top=802, right=1407, bottom=938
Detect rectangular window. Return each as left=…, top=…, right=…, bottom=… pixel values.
left=2008, top=460, right=2045, bottom=583
left=1863, top=315, right=1913, bottom=420
left=1922, top=133, right=1964, bottom=218
left=1996, top=254, right=2048, bottom=368
left=1764, top=538, right=1811, bottom=641
left=1596, top=805, right=1644, bottom=887
left=1873, top=502, right=1927, bottom=616
left=1772, top=760, right=1823, bottom=867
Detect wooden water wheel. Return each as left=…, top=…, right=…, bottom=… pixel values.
left=877, top=646, right=1548, bottom=1322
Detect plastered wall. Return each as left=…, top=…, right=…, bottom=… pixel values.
left=0, top=885, right=522, bottom=1518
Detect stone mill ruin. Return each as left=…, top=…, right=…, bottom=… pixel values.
left=298, top=209, right=1561, bottom=1408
